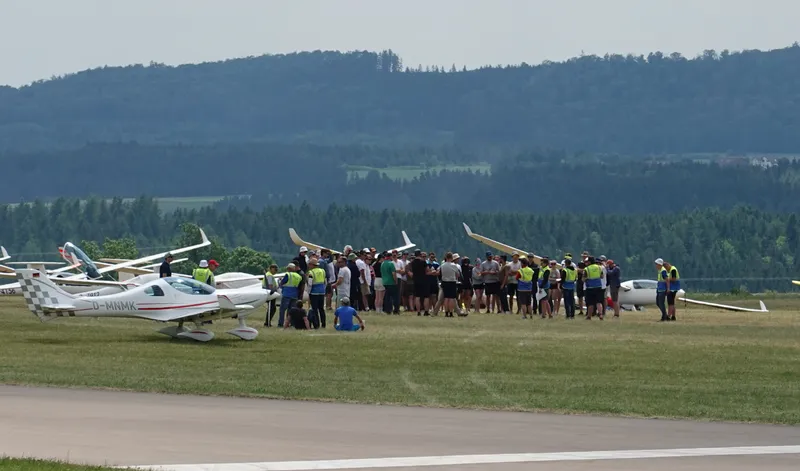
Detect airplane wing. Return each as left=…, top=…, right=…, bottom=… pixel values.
left=48, top=278, right=131, bottom=288
left=289, top=228, right=339, bottom=255
left=390, top=231, right=416, bottom=253
left=678, top=297, right=768, bottom=313
left=215, top=274, right=265, bottom=283
left=64, top=228, right=210, bottom=279
left=217, top=295, right=256, bottom=311
left=289, top=228, right=414, bottom=255
left=0, top=246, right=9, bottom=262
left=792, top=280, right=800, bottom=286
left=463, top=223, right=556, bottom=267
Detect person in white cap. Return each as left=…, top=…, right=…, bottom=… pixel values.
left=655, top=258, right=669, bottom=321
left=193, top=260, right=212, bottom=285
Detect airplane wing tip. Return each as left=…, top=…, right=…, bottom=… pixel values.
left=462, top=222, right=472, bottom=234
left=0, top=246, right=8, bottom=259
left=198, top=227, right=209, bottom=244
left=759, top=300, right=767, bottom=312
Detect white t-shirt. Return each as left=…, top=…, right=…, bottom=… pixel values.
left=395, top=259, right=407, bottom=281
left=600, top=265, right=608, bottom=289
left=507, top=261, right=521, bottom=284
left=356, top=259, right=370, bottom=284
left=326, top=262, right=336, bottom=283
left=337, top=266, right=351, bottom=296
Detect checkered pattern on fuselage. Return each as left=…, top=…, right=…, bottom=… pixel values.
left=18, top=277, right=74, bottom=318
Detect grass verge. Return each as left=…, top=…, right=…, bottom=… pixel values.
left=0, top=458, right=117, bottom=471
left=1, top=297, right=798, bottom=424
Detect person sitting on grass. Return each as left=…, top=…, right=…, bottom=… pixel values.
left=334, top=297, right=365, bottom=331
left=284, top=300, right=311, bottom=330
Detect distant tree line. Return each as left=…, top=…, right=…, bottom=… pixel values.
left=1, top=197, right=798, bottom=293
left=3, top=46, right=800, bottom=153
left=4, top=143, right=800, bottom=214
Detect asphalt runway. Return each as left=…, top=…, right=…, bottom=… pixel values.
left=1, top=385, right=798, bottom=470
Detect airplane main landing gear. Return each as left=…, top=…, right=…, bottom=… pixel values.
left=226, top=314, right=259, bottom=340
left=157, top=321, right=215, bottom=342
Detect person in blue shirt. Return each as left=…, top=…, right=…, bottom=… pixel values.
left=334, top=297, right=365, bottom=331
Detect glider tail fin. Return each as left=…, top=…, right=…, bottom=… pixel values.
left=15, top=269, right=77, bottom=322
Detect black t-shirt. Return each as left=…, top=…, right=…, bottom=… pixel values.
left=159, top=260, right=172, bottom=277
left=411, top=258, right=427, bottom=283
left=288, top=307, right=307, bottom=329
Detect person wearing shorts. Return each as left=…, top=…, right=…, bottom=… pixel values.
left=471, top=261, right=485, bottom=312
left=664, top=261, right=679, bottom=321
left=480, top=252, right=501, bottom=313
left=515, top=258, right=534, bottom=318
left=439, top=253, right=460, bottom=317
left=410, top=250, right=432, bottom=315
left=576, top=261, right=586, bottom=315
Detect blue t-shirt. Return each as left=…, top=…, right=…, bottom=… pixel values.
left=335, top=306, right=358, bottom=330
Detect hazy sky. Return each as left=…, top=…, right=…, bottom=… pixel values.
left=1, top=0, right=797, bottom=86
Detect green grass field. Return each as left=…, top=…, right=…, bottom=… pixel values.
left=347, top=164, right=491, bottom=181
left=1, top=296, right=798, bottom=425
left=0, top=459, right=116, bottom=471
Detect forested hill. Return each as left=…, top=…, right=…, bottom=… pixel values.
left=5, top=142, right=800, bottom=214
left=1, top=198, right=798, bottom=293
left=3, top=45, right=800, bottom=153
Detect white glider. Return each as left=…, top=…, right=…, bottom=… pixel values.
left=289, top=228, right=415, bottom=255
left=678, top=297, right=768, bottom=313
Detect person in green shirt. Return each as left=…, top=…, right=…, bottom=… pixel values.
left=380, top=252, right=400, bottom=314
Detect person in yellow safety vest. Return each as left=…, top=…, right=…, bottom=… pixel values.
left=655, top=258, right=669, bottom=321
left=307, top=258, right=328, bottom=329
left=515, top=258, right=535, bottom=319
left=537, top=258, right=552, bottom=318
left=263, top=263, right=279, bottom=327
left=584, top=256, right=604, bottom=320
left=278, top=263, right=303, bottom=327
left=664, top=261, right=679, bottom=321
left=560, top=258, right=578, bottom=319
left=193, top=260, right=214, bottom=285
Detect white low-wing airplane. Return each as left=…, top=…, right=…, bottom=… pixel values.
left=289, top=228, right=416, bottom=255
left=463, top=222, right=768, bottom=313
left=15, top=268, right=269, bottom=342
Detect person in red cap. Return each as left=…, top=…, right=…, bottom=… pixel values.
left=207, top=259, right=219, bottom=286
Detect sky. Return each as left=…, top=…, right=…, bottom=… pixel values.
left=1, top=0, right=798, bottom=87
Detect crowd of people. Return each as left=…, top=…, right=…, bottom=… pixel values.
left=258, top=245, right=680, bottom=329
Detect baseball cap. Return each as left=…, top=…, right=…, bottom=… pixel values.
left=340, top=296, right=350, bottom=305
left=607, top=259, right=614, bottom=265
left=654, top=258, right=664, bottom=265
left=511, top=251, right=519, bottom=256
left=165, top=252, right=173, bottom=258
left=348, top=253, right=357, bottom=260
left=287, top=262, right=296, bottom=269
left=485, top=251, right=493, bottom=257
left=299, top=246, right=308, bottom=253
left=414, top=249, right=422, bottom=256
left=599, top=255, right=607, bottom=261
left=208, top=259, right=219, bottom=267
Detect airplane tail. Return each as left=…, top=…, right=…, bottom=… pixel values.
left=15, top=269, right=79, bottom=322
